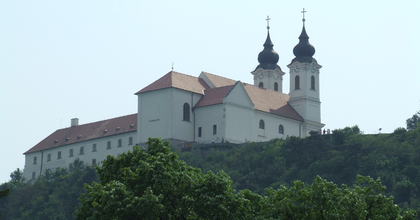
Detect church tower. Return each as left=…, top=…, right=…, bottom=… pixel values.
left=251, top=16, right=285, bottom=92
left=287, top=10, right=324, bottom=135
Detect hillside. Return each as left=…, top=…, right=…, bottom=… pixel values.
left=176, top=125, right=420, bottom=213
left=0, top=124, right=419, bottom=219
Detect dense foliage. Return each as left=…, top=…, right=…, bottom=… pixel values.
left=75, top=137, right=415, bottom=219
left=407, top=110, right=420, bottom=131
left=75, top=138, right=249, bottom=219
left=1, top=118, right=419, bottom=219
left=177, top=124, right=420, bottom=216
left=0, top=160, right=98, bottom=220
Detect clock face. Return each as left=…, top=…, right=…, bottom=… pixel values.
left=258, top=72, right=264, bottom=79
left=294, top=64, right=300, bottom=72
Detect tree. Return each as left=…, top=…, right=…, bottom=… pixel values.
left=76, top=137, right=417, bottom=219
left=406, top=111, right=420, bottom=131
left=0, top=188, right=10, bottom=219
left=261, top=175, right=417, bottom=219
left=75, top=138, right=250, bottom=219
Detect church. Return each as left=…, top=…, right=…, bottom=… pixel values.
left=22, top=15, right=324, bottom=180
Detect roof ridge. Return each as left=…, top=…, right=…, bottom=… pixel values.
left=204, top=83, right=236, bottom=91
left=172, top=71, right=199, bottom=79
left=202, top=71, right=236, bottom=82
left=58, top=113, right=137, bottom=130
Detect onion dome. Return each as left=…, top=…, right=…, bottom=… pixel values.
left=291, top=21, right=316, bottom=63
left=255, top=29, right=281, bottom=70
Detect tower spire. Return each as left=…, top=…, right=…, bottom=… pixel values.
left=291, top=8, right=316, bottom=63
left=255, top=16, right=280, bottom=70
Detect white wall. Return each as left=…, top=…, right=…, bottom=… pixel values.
left=252, top=110, right=301, bottom=141
left=137, top=88, right=203, bottom=144
left=137, top=89, right=172, bottom=143
left=170, top=89, right=202, bottom=142
left=194, top=104, right=225, bottom=144
left=23, top=131, right=136, bottom=180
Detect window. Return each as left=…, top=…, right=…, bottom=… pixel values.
left=118, top=139, right=122, bottom=147
left=311, top=76, right=315, bottom=90
left=279, top=124, right=284, bottom=134
left=69, top=163, right=73, bottom=171
left=198, top=127, right=202, bottom=137
left=183, top=103, right=190, bottom=121
left=259, top=120, right=265, bottom=129
left=128, top=137, right=133, bottom=145
left=107, top=141, right=111, bottom=149
left=47, top=153, right=51, bottom=162
left=259, top=82, right=263, bottom=88
left=69, top=149, right=74, bottom=157
left=32, top=172, right=36, bottom=180
left=80, top=146, right=84, bottom=155
left=295, top=75, right=300, bottom=90
left=274, top=82, right=278, bottom=91
left=92, top=144, right=97, bottom=152
left=213, top=125, right=217, bottom=135
left=92, top=159, right=96, bottom=166
left=57, top=151, right=62, bottom=159
left=33, top=157, right=37, bottom=164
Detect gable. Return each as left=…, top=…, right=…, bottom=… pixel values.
left=224, top=82, right=254, bottom=108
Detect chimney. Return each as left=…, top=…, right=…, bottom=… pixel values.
left=71, top=118, right=79, bottom=127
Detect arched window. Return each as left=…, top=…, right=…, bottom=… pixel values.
left=259, top=82, right=264, bottom=88
left=295, top=75, right=300, bottom=90
left=311, top=76, right=315, bottom=90
left=183, top=103, right=190, bottom=121
left=274, top=82, right=278, bottom=91
left=259, top=120, right=265, bottom=129
left=279, top=124, right=284, bottom=134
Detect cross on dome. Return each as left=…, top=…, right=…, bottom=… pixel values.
left=301, top=8, right=306, bottom=22
left=266, top=15, right=271, bottom=29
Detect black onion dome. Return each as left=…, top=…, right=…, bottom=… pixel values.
left=255, top=30, right=281, bottom=70
left=291, top=25, right=316, bottom=63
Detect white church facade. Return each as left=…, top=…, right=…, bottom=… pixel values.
left=23, top=17, right=324, bottom=180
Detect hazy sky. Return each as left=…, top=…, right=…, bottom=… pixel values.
left=1, top=1, right=419, bottom=184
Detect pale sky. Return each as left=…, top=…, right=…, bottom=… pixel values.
left=1, top=1, right=419, bottom=184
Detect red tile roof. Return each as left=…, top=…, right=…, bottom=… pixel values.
left=201, top=71, right=237, bottom=87
left=243, top=83, right=303, bottom=121
left=193, top=81, right=303, bottom=121
left=24, top=114, right=137, bottom=154
left=135, top=71, right=210, bottom=95
left=194, top=85, right=234, bottom=108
